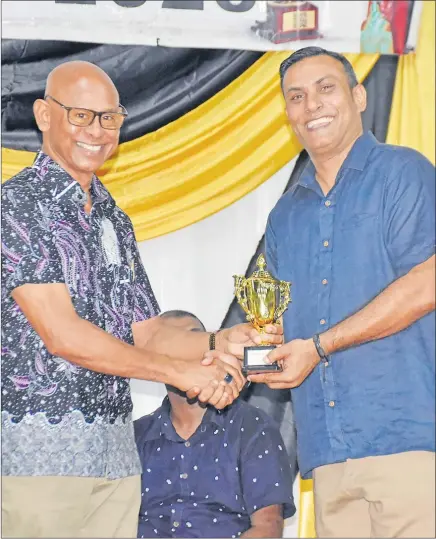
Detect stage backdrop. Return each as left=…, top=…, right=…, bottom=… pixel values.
left=1, top=1, right=434, bottom=536
left=2, top=0, right=420, bottom=54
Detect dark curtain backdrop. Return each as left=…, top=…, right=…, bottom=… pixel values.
left=1, top=39, right=262, bottom=150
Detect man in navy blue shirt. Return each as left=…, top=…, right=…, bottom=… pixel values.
left=250, top=47, right=435, bottom=537
left=134, top=310, right=295, bottom=538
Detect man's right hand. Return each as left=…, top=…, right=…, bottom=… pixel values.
left=175, top=354, right=245, bottom=409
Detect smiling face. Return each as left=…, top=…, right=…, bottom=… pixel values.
left=34, top=61, right=121, bottom=184
left=282, top=55, right=366, bottom=158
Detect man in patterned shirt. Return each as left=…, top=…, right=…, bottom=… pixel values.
left=1, top=61, right=282, bottom=538
left=135, top=311, right=295, bottom=539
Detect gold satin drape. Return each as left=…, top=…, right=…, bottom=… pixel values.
left=386, top=0, right=435, bottom=164
left=1, top=53, right=378, bottom=241
left=298, top=477, right=317, bottom=538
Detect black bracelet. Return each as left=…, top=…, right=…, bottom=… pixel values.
left=313, top=334, right=329, bottom=364
left=209, top=332, right=216, bottom=351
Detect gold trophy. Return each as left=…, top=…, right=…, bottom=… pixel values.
left=233, top=254, right=291, bottom=373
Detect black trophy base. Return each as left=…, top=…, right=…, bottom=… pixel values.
left=243, top=346, right=282, bottom=374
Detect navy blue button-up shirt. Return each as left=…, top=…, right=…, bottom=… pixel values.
left=134, top=397, right=295, bottom=538
left=266, top=132, right=435, bottom=478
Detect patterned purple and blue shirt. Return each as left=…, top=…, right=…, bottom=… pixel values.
left=1, top=151, right=160, bottom=479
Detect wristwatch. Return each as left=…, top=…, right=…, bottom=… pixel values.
left=209, top=332, right=216, bottom=351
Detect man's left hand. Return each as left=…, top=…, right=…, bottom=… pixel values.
left=247, top=338, right=320, bottom=389
left=216, top=323, right=283, bottom=360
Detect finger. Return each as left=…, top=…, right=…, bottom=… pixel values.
left=214, top=389, right=231, bottom=410
left=265, top=346, right=287, bottom=363
left=201, top=355, right=214, bottom=366
left=213, top=352, right=242, bottom=369
left=225, top=363, right=245, bottom=392
left=197, top=380, right=219, bottom=404
left=266, top=381, right=296, bottom=390
left=262, top=333, right=283, bottom=345
left=186, top=386, right=201, bottom=399
left=205, top=382, right=227, bottom=407
left=247, top=370, right=287, bottom=384
left=248, top=328, right=283, bottom=346
left=226, top=377, right=240, bottom=401
left=203, top=351, right=243, bottom=371
left=265, top=323, right=283, bottom=335
left=218, top=370, right=239, bottom=401
left=246, top=373, right=272, bottom=384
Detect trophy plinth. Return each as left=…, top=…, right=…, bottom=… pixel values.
left=252, top=1, right=321, bottom=45
left=233, top=254, right=291, bottom=374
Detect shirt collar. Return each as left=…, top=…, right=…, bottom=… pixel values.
left=295, top=131, right=379, bottom=193
left=31, top=150, right=115, bottom=212
left=144, top=396, right=228, bottom=443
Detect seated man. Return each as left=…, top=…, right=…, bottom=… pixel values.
left=134, top=310, right=295, bottom=539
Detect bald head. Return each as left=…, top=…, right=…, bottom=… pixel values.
left=45, top=61, right=119, bottom=106
left=34, top=60, right=122, bottom=187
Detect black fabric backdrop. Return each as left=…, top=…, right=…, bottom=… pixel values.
left=222, top=54, right=399, bottom=481
left=1, top=39, right=262, bottom=150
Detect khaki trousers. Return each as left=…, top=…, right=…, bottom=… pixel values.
left=313, top=451, right=435, bottom=538
left=2, top=475, right=141, bottom=538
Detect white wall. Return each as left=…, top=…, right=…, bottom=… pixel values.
left=130, top=157, right=300, bottom=537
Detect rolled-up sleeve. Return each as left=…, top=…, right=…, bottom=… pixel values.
left=383, top=154, right=435, bottom=276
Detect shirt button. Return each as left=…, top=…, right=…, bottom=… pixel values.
left=329, top=400, right=335, bottom=407
left=185, top=441, right=191, bottom=447
left=181, top=473, right=188, bottom=479
left=323, top=240, right=329, bottom=247
left=325, top=200, right=331, bottom=207
left=320, top=319, right=326, bottom=325
left=322, top=279, right=328, bottom=285
left=173, top=521, right=180, bottom=528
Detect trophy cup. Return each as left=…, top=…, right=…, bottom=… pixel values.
left=233, top=254, right=291, bottom=374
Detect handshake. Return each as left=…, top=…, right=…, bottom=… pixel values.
left=180, top=323, right=284, bottom=409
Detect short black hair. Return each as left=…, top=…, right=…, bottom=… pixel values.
left=279, top=46, right=359, bottom=89
left=160, top=310, right=206, bottom=332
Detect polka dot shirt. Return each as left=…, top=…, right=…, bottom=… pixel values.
left=134, top=397, right=295, bottom=538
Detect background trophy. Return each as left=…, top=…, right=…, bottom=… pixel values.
left=251, top=1, right=321, bottom=45
left=233, top=254, right=291, bottom=374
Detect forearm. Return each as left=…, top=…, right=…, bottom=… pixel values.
left=241, top=505, right=284, bottom=538
left=49, top=317, right=176, bottom=385
left=132, top=317, right=211, bottom=360
left=240, top=522, right=283, bottom=538
left=321, top=255, right=435, bottom=355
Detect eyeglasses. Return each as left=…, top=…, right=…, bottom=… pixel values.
left=44, top=95, right=128, bottom=130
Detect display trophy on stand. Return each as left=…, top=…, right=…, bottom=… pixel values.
left=251, top=1, right=321, bottom=44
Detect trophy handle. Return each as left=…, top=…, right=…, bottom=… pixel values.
left=233, top=276, right=255, bottom=324
left=274, top=281, right=291, bottom=321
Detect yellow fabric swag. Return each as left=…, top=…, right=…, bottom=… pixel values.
left=2, top=53, right=378, bottom=241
